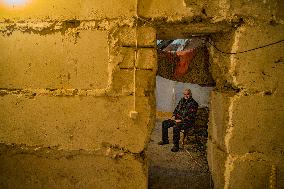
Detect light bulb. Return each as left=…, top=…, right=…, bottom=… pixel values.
left=3, top=0, right=28, bottom=7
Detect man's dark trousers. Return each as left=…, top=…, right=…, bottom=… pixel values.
left=162, top=119, right=190, bottom=147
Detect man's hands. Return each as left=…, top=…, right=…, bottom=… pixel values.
left=171, top=116, right=181, bottom=123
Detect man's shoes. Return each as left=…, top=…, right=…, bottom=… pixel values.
left=171, top=146, right=179, bottom=152
left=158, top=141, right=169, bottom=145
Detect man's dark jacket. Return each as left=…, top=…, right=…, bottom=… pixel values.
left=173, top=97, right=198, bottom=125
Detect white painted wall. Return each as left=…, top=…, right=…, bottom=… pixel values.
left=156, top=76, right=214, bottom=112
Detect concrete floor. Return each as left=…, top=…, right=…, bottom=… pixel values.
left=147, top=120, right=212, bottom=189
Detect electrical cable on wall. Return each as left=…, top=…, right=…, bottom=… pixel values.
left=134, top=0, right=138, bottom=111
left=207, top=39, right=284, bottom=55
left=129, top=0, right=139, bottom=119
left=269, top=165, right=277, bottom=189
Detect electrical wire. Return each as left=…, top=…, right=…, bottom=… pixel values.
left=269, top=165, right=277, bottom=189
left=133, top=0, right=139, bottom=112
left=207, top=39, right=284, bottom=55
left=136, top=15, right=284, bottom=55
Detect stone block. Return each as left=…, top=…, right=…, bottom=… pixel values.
left=231, top=24, right=284, bottom=94
left=0, top=144, right=146, bottom=189
left=210, top=31, right=237, bottom=89
left=230, top=0, right=278, bottom=21
left=0, top=95, right=154, bottom=153
left=228, top=95, right=284, bottom=158
left=228, top=158, right=271, bottom=189
left=138, top=0, right=194, bottom=20
left=111, top=69, right=156, bottom=96
left=138, top=0, right=246, bottom=23
left=118, top=26, right=156, bottom=47
left=208, top=91, right=234, bottom=151
left=207, top=140, right=227, bottom=189
left=117, top=47, right=157, bottom=70
left=80, top=0, right=136, bottom=19
left=277, top=0, right=284, bottom=21
left=0, top=30, right=109, bottom=89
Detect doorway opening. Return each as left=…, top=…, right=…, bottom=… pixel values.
left=147, top=37, right=215, bottom=189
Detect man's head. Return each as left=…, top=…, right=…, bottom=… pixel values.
left=183, top=89, right=192, bottom=100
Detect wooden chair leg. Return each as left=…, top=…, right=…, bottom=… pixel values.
left=181, top=131, right=187, bottom=147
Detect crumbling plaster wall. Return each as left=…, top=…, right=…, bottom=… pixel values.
left=209, top=23, right=284, bottom=189
left=207, top=3, right=284, bottom=189
left=0, top=0, right=283, bottom=188
left=0, top=1, right=156, bottom=188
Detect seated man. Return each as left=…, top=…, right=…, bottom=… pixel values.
left=158, top=88, right=198, bottom=152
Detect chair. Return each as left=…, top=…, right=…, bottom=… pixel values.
left=180, top=126, right=195, bottom=147
left=181, top=130, right=187, bottom=147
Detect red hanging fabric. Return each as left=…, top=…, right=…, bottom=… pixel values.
left=174, top=48, right=196, bottom=78
left=157, top=50, right=179, bottom=75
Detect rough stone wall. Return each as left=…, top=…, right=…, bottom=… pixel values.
left=209, top=23, right=284, bottom=189
left=207, top=2, right=284, bottom=189
left=0, top=0, right=284, bottom=188
left=0, top=1, right=156, bottom=188
left=139, top=0, right=284, bottom=188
